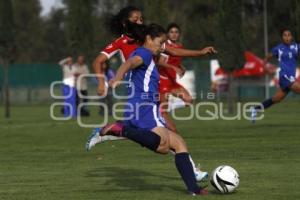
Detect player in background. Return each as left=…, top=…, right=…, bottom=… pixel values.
left=158, top=23, right=194, bottom=132
left=93, top=6, right=216, bottom=96
left=251, top=28, right=300, bottom=122
left=58, top=57, right=77, bottom=118
left=73, top=55, right=90, bottom=116
left=92, top=23, right=208, bottom=195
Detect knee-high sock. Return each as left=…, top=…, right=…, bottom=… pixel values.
left=255, top=98, right=274, bottom=110
left=122, top=126, right=161, bottom=152
left=168, top=98, right=186, bottom=111
left=175, top=152, right=200, bottom=193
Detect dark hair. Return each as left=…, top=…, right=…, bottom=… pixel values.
left=127, top=23, right=166, bottom=44
left=280, top=28, right=293, bottom=37
left=166, top=23, right=181, bottom=33
left=108, top=6, right=141, bottom=35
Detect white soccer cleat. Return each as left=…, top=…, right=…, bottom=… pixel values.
left=250, top=106, right=257, bottom=124
left=86, top=128, right=102, bottom=151
left=195, top=169, right=209, bottom=182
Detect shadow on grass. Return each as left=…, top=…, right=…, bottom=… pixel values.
left=85, top=166, right=185, bottom=193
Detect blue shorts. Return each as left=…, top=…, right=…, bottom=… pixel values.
left=123, top=98, right=166, bottom=130
left=279, top=74, right=296, bottom=93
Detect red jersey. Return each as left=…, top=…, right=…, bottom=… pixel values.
left=101, top=35, right=138, bottom=62
left=159, top=40, right=183, bottom=79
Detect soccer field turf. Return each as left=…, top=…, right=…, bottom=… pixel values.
left=0, top=101, right=300, bottom=200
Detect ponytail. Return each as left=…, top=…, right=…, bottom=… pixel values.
left=107, top=6, right=141, bottom=36
left=126, top=23, right=166, bottom=44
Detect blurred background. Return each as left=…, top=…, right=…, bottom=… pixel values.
left=0, top=0, right=300, bottom=116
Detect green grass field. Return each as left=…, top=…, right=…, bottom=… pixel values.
left=1, top=101, right=300, bottom=200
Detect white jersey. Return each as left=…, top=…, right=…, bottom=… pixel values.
left=59, top=58, right=76, bottom=87
left=73, top=63, right=90, bottom=90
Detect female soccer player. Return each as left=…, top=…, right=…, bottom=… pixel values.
left=89, top=6, right=214, bottom=181
left=158, top=23, right=194, bottom=132
left=251, top=28, right=300, bottom=122
left=93, top=23, right=208, bottom=195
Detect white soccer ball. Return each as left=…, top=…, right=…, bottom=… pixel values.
left=210, top=165, right=239, bottom=193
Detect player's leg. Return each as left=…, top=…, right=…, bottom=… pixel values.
left=154, top=127, right=208, bottom=195
left=259, top=88, right=288, bottom=109
left=161, top=86, right=208, bottom=181
left=251, top=88, right=288, bottom=123
left=290, top=81, right=300, bottom=93
left=160, top=92, right=178, bottom=132
left=170, top=85, right=193, bottom=107
left=98, top=122, right=207, bottom=196
left=160, top=85, right=192, bottom=132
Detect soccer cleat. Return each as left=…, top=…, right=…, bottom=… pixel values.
left=190, top=188, right=209, bottom=196
left=86, top=128, right=102, bottom=151
left=195, top=169, right=209, bottom=182
left=101, top=122, right=124, bottom=137
left=250, top=106, right=257, bottom=124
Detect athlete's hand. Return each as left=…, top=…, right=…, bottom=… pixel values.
left=174, top=67, right=185, bottom=77
left=97, top=83, right=106, bottom=96
left=201, top=46, right=218, bottom=55
left=108, top=79, right=120, bottom=89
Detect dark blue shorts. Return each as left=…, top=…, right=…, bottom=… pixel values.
left=279, top=74, right=296, bottom=93
left=123, top=99, right=166, bottom=130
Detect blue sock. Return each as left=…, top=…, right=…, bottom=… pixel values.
left=175, top=152, right=200, bottom=193
left=122, top=126, right=161, bottom=152
left=255, top=98, right=274, bottom=110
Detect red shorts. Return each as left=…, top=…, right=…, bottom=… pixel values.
left=159, top=75, right=183, bottom=94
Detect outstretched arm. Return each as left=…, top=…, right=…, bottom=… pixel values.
left=109, top=56, right=143, bottom=88
left=165, top=46, right=217, bottom=57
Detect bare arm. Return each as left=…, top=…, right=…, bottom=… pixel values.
left=263, top=52, right=276, bottom=74
left=93, top=53, right=108, bottom=95
left=165, top=46, right=217, bottom=57
left=58, top=57, right=71, bottom=66
left=109, top=56, right=143, bottom=88
left=264, top=53, right=273, bottom=65
left=158, top=56, right=185, bottom=77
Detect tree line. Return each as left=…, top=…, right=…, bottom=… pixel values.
left=2, top=0, right=300, bottom=68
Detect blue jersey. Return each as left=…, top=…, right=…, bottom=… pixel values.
left=271, top=42, right=300, bottom=77
left=123, top=47, right=165, bottom=130
left=127, top=47, right=160, bottom=100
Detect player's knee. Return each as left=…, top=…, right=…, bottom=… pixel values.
left=183, top=96, right=193, bottom=104
left=156, top=137, right=170, bottom=154
left=273, top=94, right=285, bottom=103
left=169, top=133, right=188, bottom=153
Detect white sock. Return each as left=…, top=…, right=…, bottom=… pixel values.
left=168, top=98, right=186, bottom=111
left=169, top=149, right=176, bottom=155
left=101, top=135, right=126, bottom=142
left=189, top=155, right=199, bottom=173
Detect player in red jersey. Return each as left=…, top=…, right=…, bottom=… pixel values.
left=89, top=6, right=217, bottom=183
left=93, top=6, right=216, bottom=96
left=158, top=23, right=194, bottom=132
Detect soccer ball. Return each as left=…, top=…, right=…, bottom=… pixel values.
left=210, top=165, right=239, bottom=193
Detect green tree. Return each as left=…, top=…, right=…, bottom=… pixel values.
left=12, top=0, right=45, bottom=63
left=214, top=0, right=245, bottom=71
left=0, top=0, right=15, bottom=118
left=213, top=0, right=245, bottom=113
left=43, top=8, right=68, bottom=62
left=65, top=0, right=96, bottom=61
